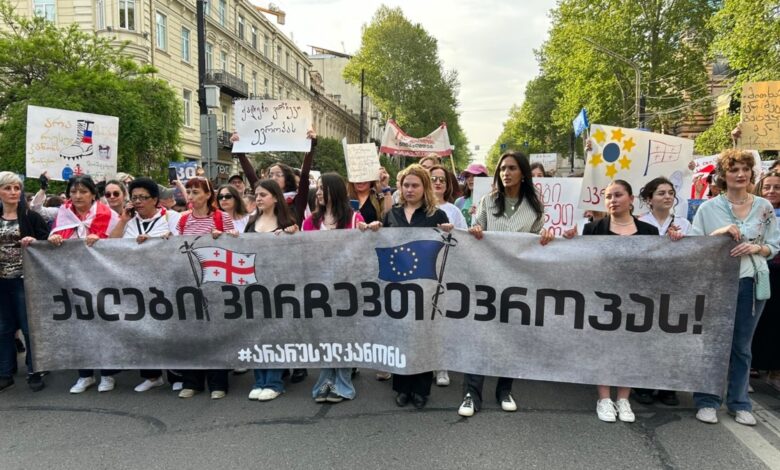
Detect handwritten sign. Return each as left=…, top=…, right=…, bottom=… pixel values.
left=472, top=176, right=493, bottom=212
left=342, top=139, right=381, bottom=183
left=581, top=125, right=693, bottom=219
left=232, top=99, right=312, bottom=153
left=26, top=105, right=119, bottom=181
left=534, top=178, right=585, bottom=236
left=741, top=81, right=780, bottom=150
left=530, top=153, right=558, bottom=174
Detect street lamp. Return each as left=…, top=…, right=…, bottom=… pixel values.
left=582, top=37, right=643, bottom=129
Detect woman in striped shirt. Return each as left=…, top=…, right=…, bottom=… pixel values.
left=458, top=151, right=553, bottom=418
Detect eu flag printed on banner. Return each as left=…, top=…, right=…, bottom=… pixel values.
left=376, top=240, right=445, bottom=282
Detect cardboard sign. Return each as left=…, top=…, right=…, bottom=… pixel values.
left=25, top=105, right=119, bottom=181
left=232, top=99, right=312, bottom=153
left=530, top=153, right=558, bottom=174
left=342, top=139, right=381, bottom=183
left=472, top=176, right=493, bottom=212
left=741, top=81, right=780, bottom=150
left=534, top=178, right=585, bottom=235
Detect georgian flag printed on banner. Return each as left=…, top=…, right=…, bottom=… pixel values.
left=192, top=247, right=257, bottom=286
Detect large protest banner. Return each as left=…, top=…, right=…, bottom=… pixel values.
left=232, top=99, right=312, bottom=153
left=582, top=125, right=693, bottom=218
left=379, top=120, right=452, bottom=157
left=741, top=81, right=780, bottom=150
left=26, top=105, right=119, bottom=181
left=25, top=230, right=740, bottom=394
left=534, top=178, right=585, bottom=235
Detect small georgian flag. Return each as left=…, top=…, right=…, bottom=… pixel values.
left=192, top=247, right=257, bottom=286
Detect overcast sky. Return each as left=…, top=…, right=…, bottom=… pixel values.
left=271, top=0, right=558, bottom=163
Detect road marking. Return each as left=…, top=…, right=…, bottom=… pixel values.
left=720, top=401, right=780, bottom=469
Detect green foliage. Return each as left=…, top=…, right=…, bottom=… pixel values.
left=344, top=5, right=470, bottom=169
left=0, top=1, right=182, bottom=188
left=694, top=112, right=740, bottom=154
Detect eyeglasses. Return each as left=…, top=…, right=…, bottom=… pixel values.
left=217, top=194, right=234, bottom=201
left=268, top=172, right=285, bottom=178
left=430, top=176, right=447, bottom=183
left=130, top=195, right=152, bottom=202
left=105, top=191, right=123, bottom=198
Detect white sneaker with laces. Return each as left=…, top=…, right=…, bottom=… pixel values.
left=69, top=376, right=95, bottom=394
left=134, top=377, right=164, bottom=392
left=596, top=398, right=617, bottom=422
left=732, top=410, right=757, bottom=426
left=615, top=399, right=635, bottom=422
left=257, top=388, right=281, bottom=401
left=248, top=388, right=265, bottom=400
left=501, top=394, right=518, bottom=412
left=458, top=394, right=475, bottom=417
left=435, top=370, right=450, bottom=387
left=696, top=407, right=718, bottom=424
left=98, top=376, right=116, bottom=392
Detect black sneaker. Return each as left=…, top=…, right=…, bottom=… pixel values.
left=27, top=373, right=45, bottom=392
left=290, top=369, right=308, bottom=384
left=314, top=385, right=329, bottom=403
left=0, top=376, right=14, bottom=393
left=657, top=391, right=679, bottom=406
left=326, top=391, right=344, bottom=403
left=632, top=389, right=655, bottom=405
left=15, top=338, right=25, bottom=353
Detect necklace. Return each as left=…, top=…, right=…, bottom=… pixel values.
left=726, top=195, right=749, bottom=205
left=611, top=218, right=634, bottom=226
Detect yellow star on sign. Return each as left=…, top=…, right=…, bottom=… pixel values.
left=618, top=155, right=632, bottom=169
left=611, top=128, right=625, bottom=142
left=589, top=152, right=603, bottom=167
left=592, top=128, right=606, bottom=144
left=622, top=137, right=636, bottom=153
left=605, top=163, right=618, bottom=179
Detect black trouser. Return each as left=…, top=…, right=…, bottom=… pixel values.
left=181, top=369, right=229, bottom=392
left=78, top=369, right=118, bottom=378
left=463, top=374, right=513, bottom=411
left=392, top=372, right=433, bottom=397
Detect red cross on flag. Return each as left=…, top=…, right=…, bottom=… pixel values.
left=192, top=247, right=257, bottom=286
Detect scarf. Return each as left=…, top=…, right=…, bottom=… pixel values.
left=50, top=200, right=113, bottom=239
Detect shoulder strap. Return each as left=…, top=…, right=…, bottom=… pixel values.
left=213, top=210, right=224, bottom=232
left=178, top=212, right=189, bottom=233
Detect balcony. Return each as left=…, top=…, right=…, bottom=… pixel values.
left=205, top=69, right=249, bottom=98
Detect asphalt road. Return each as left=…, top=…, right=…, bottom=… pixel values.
left=2, top=368, right=780, bottom=470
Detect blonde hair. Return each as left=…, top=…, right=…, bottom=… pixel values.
left=0, top=171, right=23, bottom=188
left=419, top=154, right=441, bottom=167
left=716, top=149, right=756, bottom=191
left=397, top=164, right=438, bottom=216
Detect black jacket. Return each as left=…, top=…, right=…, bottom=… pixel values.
left=583, top=216, right=659, bottom=236
left=0, top=203, right=50, bottom=240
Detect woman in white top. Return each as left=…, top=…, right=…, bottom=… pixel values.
left=216, top=184, right=250, bottom=233
left=638, top=177, right=690, bottom=239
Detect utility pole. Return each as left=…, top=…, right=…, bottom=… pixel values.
left=582, top=37, right=642, bottom=129
left=197, top=0, right=217, bottom=181
left=359, top=69, right=365, bottom=143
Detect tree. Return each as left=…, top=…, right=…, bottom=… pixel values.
left=694, top=112, right=740, bottom=154
left=344, top=6, right=470, bottom=169
left=0, top=1, right=183, bottom=188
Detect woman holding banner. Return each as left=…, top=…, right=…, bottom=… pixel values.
left=459, top=152, right=552, bottom=418
left=303, top=173, right=364, bottom=403
left=689, top=150, right=780, bottom=426
left=47, top=175, right=121, bottom=393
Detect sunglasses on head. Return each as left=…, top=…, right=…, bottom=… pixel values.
left=105, top=191, right=123, bottom=198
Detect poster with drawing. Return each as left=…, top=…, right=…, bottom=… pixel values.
left=25, top=105, right=119, bottom=181
left=581, top=125, right=693, bottom=219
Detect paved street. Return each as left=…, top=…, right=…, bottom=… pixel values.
left=2, top=367, right=780, bottom=469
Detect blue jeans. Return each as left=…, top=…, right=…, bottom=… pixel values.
left=0, top=277, right=32, bottom=377
left=694, top=278, right=767, bottom=412
left=311, top=368, right=356, bottom=399
left=253, top=369, right=284, bottom=392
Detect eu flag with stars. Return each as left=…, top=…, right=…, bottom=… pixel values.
left=376, top=240, right=445, bottom=282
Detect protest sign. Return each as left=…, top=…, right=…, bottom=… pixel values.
left=232, top=99, right=312, bottom=153
left=26, top=105, right=119, bottom=181
left=25, top=229, right=739, bottom=395
left=342, top=139, right=381, bottom=183
left=582, top=125, right=693, bottom=218
left=530, top=153, right=558, bottom=175
left=168, top=161, right=199, bottom=183
left=379, top=120, right=452, bottom=157
left=740, top=81, right=780, bottom=150
left=534, top=178, right=585, bottom=235
left=472, top=176, right=493, bottom=211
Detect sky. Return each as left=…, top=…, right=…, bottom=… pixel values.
left=268, top=0, right=558, bottom=163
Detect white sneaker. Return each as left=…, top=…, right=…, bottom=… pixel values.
left=171, top=381, right=183, bottom=391
left=210, top=390, right=226, bottom=400
left=501, top=394, right=518, bottom=412
left=248, top=388, right=264, bottom=400
left=696, top=407, right=718, bottom=424
left=748, top=384, right=755, bottom=393
left=69, top=376, right=95, bottom=394
left=257, top=388, right=281, bottom=401
left=98, top=376, right=115, bottom=392
left=615, top=399, right=635, bottom=422
left=435, top=370, right=450, bottom=387
left=458, top=393, right=475, bottom=417
left=731, top=410, right=757, bottom=426
left=134, top=377, right=164, bottom=392
left=596, top=398, right=617, bottom=422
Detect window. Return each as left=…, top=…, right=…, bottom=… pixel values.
left=221, top=105, right=228, bottom=131
left=264, top=78, right=269, bottom=97
left=251, top=26, right=257, bottom=49
left=119, top=0, right=135, bottom=30
left=33, top=0, right=56, bottom=21
left=296, top=61, right=300, bottom=81
left=96, top=0, right=105, bottom=29
left=218, top=0, right=226, bottom=26
left=252, top=72, right=257, bottom=96
left=276, top=45, right=281, bottom=65
left=285, top=52, right=290, bottom=72
left=238, top=62, right=245, bottom=81
left=277, top=85, right=282, bottom=99
left=286, top=90, right=291, bottom=99
left=238, top=15, right=244, bottom=39
left=205, top=42, right=213, bottom=69
left=155, top=12, right=167, bottom=50
left=181, top=27, right=190, bottom=62
left=220, top=51, right=228, bottom=71
left=264, top=35, right=269, bottom=57
left=204, top=0, right=210, bottom=16
left=183, top=90, right=192, bottom=127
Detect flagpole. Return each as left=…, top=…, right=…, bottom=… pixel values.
left=180, top=238, right=210, bottom=321
left=430, top=231, right=457, bottom=320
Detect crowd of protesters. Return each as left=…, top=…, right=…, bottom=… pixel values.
left=1, top=128, right=779, bottom=428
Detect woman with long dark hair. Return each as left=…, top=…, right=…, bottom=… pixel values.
left=459, top=151, right=553, bottom=418
left=216, top=184, right=250, bottom=233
